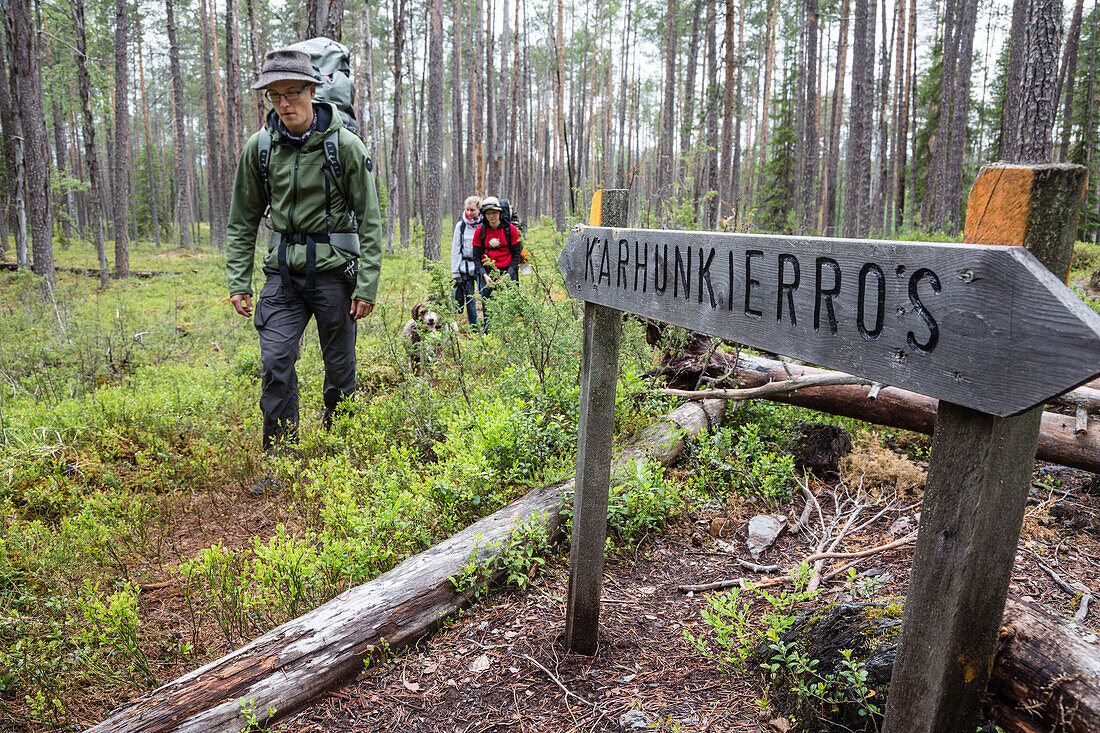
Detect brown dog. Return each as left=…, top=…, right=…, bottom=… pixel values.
left=401, top=302, right=444, bottom=374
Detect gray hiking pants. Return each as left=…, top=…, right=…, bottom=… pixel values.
left=254, top=267, right=357, bottom=451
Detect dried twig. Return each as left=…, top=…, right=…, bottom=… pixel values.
left=519, top=654, right=597, bottom=708
left=738, top=559, right=780, bottom=574
left=1036, top=560, right=1094, bottom=621
left=678, top=532, right=918, bottom=594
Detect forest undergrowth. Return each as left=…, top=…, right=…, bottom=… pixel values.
left=0, top=228, right=1097, bottom=731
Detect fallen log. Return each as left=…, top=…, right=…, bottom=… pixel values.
left=990, top=596, right=1100, bottom=733
left=713, top=354, right=1100, bottom=474
left=0, top=262, right=169, bottom=278
left=763, top=596, right=1100, bottom=733
left=87, top=399, right=728, bottom=733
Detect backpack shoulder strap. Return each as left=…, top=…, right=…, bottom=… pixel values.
left=322, top=130, right=343, bottom=178
left=257, top=128, right=272, bottom=185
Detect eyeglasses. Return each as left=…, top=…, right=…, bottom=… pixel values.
left=264, top=85, right=310, bottom=103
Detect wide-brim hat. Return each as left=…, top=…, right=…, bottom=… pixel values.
left=252, top=48, right=322, bottom=90
left=480, top=196, right=502, bottom=212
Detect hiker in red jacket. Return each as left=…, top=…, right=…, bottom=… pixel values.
left=470, top=196, right=522, bottom=331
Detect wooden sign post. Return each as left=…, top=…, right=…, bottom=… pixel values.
left=560, top=169, right=1100, bottom=727
left=881, top=164, right=1089, bottom=733
left=564, top=189, right=628, bottom=654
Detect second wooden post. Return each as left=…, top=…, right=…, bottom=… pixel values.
left=564, top=189, right=628, bottom=655
left=882, top=163, right=1088, bottom=732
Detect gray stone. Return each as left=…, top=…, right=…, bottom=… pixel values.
left=619, top=710, right=653, bottom=730
left=747, top=514, right=787, bottom=559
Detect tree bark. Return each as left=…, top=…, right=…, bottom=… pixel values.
left=680, top=0, right=702, bottom=178
left=450, top=0, right=465, bottom=212
left=113, top=0, right=131, bottom=275
left=752, top=0, right=779, bottom=215
left=940, top=0, right=979, bottom=234
left=166, top=0, right=192, bottom=249
left=71, top=0, right=108, bottom=283
left=306, top=0, right=321, bottom=38
left=226, top=0, right=244, bottom=163
left=1058, top=0, right=1087, bottom=161
left=136, top=27, right=161, bottom=245
left=321, top=0, right=343, bottom=40
left=423, top=0, right=443, bottom=262
left=656, top=0, right=678, bottom=210
left=1002, top=0, right=1062, bottom=163
left=702, top=0, right=719, bottom=227
left=719, top=0, right=737, bottom=223
left=0, top=17, right=24, bottom=265
left=9, top=0, right=52, bottom=286
left=843, top=0, right=875, bottom=238
left=799, top=0, right=819, bottom=234
left=822, top=0, right=849, bottom=235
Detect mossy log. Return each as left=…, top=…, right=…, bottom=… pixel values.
left=86, top=399, right=727, bottom=733
left=759, top=596, right=1100, bottom=732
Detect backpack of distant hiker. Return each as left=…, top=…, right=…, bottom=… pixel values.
left=498, top=197, right=526, bottom=235
left=290, top=36, right=359, bottom=136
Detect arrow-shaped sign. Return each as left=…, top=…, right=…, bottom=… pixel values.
left=558, top=226, right=1100, bottom=416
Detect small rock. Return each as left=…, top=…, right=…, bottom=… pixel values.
left=619, top=710, right=653, bottom=730
left=747, top=514, right=787, bottom=559
left=768, top=717, right=791, bottom=733
left=469, top=655, right=490, bottom=673
left=886, top=516, right=914, bottom=537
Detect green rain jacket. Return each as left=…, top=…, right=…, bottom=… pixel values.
left=226, top=102, right=384, bottom=303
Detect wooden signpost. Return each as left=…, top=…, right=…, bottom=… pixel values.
left=559, top=167, right=1100, bottom=730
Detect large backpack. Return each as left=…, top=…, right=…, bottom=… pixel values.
left=290, top=37, right=358, bottom=135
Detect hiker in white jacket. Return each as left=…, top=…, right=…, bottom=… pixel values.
left=450, top=195, right=484, bottom=327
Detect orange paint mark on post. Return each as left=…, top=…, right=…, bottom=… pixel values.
left=963, top=165, right=1034, bottom=246
left=590, top=190, right=603, bottom=226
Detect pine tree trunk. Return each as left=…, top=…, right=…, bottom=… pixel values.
left=450, top=0, right=465, bottom=212
left=71, top=0, right=107, bottom=282
left=551, top=0, right=567, bottom=227
left=718, top=0, right=736, bottom=222
left=113, top=0, right=130, bottom=275
left=245, top=0, right=263, bottom=129
left=137, top=29, right=161, bottom=245
left=868, top=0, right=892, bottom=235
left=322, top=0, right=344, bottom=40
left=822, top=0, right=850, bottom=235
left=0, top=16, right=27, bottom=267
left=166, top=0, right=192, bottom=249
left=44, top=33, right=75, bottom=250
left=753, top=0, right=779, bottom=212
left=615, top=0, right=632, bottom=188
left=1058, top=0, right=1086, bottom=161
left=424, top=0, right=443, bottom=262
left=226, top=0, right=244, bottom=162
left=1003, top=0, right=1061, bottom=163
left=10, top=0, right=54, bottom=287
left=700, top=0, right=718, bottom=227
left=680, top=0, right=702, bottom=173
left=886, top=0, right=908, bottom=234
left=656, top=0, right=678, bottom=208
left=198, top=0, right=223, bottom=251
left=306, top=0, right=321, bottom=38
left=473, top=0, right=485, bottom=193
left=942, top=0, right=979, bottom=234
left=896, top=0, right=915, bottom=230
left=843, top=0, right=874, bottom=237
left=208, top=0, right=230, bottom=249
left=799, top=0, right=819, bottom=234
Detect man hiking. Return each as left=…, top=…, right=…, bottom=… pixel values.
left=227, top=47, right=383, bottom=453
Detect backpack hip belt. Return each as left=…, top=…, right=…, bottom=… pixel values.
left=271, top=231, right=360, bottom=292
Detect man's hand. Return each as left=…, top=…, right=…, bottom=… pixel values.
left=350, top=300, right=374, bottom=321
left=230, top=293, right=253, bottom=317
